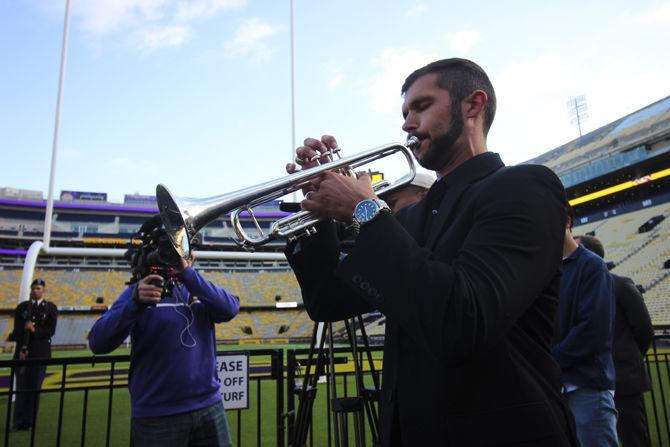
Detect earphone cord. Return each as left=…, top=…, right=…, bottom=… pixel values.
left=172, top=297, right=197, bottom=348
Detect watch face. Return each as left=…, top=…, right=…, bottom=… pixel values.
left=355, top=200, right=379, bottom=223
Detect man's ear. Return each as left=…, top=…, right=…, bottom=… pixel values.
left=463, top=90, right=488, bottom=120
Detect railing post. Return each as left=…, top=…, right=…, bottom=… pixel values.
left=3, top=367, right=16, bottom=447
left=80, top=389, right=89, bottom=447
left=56, top=363, right=68, bottom=446
left=105, top=361, right=115, bottom=447
left=286, top=349, right=297, bottom=446
left=275, top=349, right=285, bottom=447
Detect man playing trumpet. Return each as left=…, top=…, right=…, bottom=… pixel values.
left=285, top=58, right=578, bottom=446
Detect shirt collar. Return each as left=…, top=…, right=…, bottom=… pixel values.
left=563, top=244, right=584, bottom=263
left=440, top=152, right=505, bottom=190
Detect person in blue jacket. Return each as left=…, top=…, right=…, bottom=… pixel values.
left=89, top=216, right=240, bottom=447
left=553, top=214, right=617, bottom=447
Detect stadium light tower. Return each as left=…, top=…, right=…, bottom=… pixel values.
left=567, top=95, right=589, bottom=137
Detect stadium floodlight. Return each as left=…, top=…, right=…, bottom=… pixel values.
left=567, top=95, right=589, bottom=137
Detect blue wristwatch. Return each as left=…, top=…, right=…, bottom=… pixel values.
left=353, top=198, right=391, bottom=227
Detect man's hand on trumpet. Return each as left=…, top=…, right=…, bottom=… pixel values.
left=286, top=135, right=340, bottom=173
left=286, top=135, right=377, bottom=222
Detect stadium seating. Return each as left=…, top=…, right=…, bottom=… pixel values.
left=536, top=99, right=670, bottom=178
left=203, top=271, right=302, bottom=306
left=0, top=268, right=313, bottom=348
left=574, top=202, right=670, bottom=324
left=0, top=269, right=128, bottom=307
left=213, top=310, right=313, bottom=340
left=0, top=269, right=303, bottom=309
left=364, top=316, right=386, bottom=337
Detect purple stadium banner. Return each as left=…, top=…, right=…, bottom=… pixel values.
left=124, top=194, right=157, bottom=205
left=60, top=190, right=107, bottom=201
left=0, top=248, right=28, bottom=255
left=0, top=197, right=289, bottom=217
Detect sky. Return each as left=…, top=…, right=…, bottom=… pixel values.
left=1, top=0, right=669, bottom=203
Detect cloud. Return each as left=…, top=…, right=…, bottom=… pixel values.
left=175, top=0, right=246, bottom=21
left=406, top=4, right=427, bottom=17
left=625, top=1, right=670, bottom=24
left=60, top=147, right=85, bottom=161
left=363, top=48, right=438, bottom=113
left=224, top=18, right=283, bottom=57
left=328, top=69, right=346, bottom=89
left=73, top=0, right=169, bottom=36
left=108, top=156, right=161, bottom=178
left=490, top=55, right=582, bottom=163
left=445, top=28, right=481, bottom=54
left=133, top=25, right=191, bottom=50
left=70, top=0, right=245, bottom=51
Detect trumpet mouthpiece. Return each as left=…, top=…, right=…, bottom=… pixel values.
left=406, top=136, right=420, bottom=150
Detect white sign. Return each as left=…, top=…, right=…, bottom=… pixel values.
left=216, top=353, right=249, bottom=410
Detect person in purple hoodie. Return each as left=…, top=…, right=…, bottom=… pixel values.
left=89, top=216, right=240, bottom=447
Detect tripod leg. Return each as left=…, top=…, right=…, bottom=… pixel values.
left=291, top=322, right=328, bottom=447
left=332, top=397, right=368, bottom=447
left=327, top=322, right=343, bottom=447
left=357, top=316, right=381, bottom=393
left=355, top=316, right=381, bottom=441
left=291, top=316, right=380, bottom=447
left=343, top=317, right=381, bottom=445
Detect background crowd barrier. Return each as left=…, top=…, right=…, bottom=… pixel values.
left=0, top=335, right=667, bottom=447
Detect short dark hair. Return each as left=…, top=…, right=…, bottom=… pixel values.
left=401, top=58, right=497, bottom=135
left=575, top=234, right=605, bottom=259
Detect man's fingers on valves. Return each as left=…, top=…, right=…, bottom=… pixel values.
left=320, top=135, right=338, bottom=151
left=293, top=135, right=340, bottom=173
left=295, top=146, right=321, bottom=167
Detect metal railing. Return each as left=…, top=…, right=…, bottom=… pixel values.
left=284, top=337, right=670, bottom=447
left=0, top=349, right=284, bottom=447
left=645, top=334, right=670, bottom=447
left=0, top=338, right=667, bottom=447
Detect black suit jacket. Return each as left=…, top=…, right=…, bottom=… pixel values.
left=287, top=153, right=577, bottom=446
left=611, top=274, right=653, bottom=395
left=12, top=299, right=58, bottom=359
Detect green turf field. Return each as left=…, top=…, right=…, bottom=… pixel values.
left=0, top=344, right=383, bottom=446
left=0, top=345, right=668, bottom=446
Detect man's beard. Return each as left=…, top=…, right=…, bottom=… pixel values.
left=416, top=106, right=464, bottom=172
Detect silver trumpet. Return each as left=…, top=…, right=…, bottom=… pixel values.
left=156, top=137, right=419, bottom=256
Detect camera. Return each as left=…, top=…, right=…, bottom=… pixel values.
left=126, top=215, right=183, bottom=298
left=148, top=265, right=179, bottom=298
left=144, top=231, right=182, bottom=268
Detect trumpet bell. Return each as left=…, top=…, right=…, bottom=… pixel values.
left=156, top=184, right=192, bottom=258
